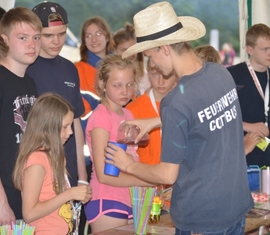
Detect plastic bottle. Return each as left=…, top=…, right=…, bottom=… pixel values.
left=148, top=186, right=162, bottom=224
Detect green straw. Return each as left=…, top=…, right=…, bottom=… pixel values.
left=136, top=187, right=156, bottom=234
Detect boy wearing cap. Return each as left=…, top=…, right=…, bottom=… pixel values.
left=27, top=1, right=87, bottom=188
left=0, top=7, right=42, bottom=225
left=106, top=2, right=253, bottom=233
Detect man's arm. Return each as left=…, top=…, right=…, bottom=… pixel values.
left=73, top=118, right=88, bottom=182
left=128, top=161, right=179, bottom=185
left=105, top=143, right=179, bottom=185
left=0, top=178, right=15, bottom=225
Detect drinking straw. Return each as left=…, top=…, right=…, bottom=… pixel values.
left=139, top=188, right=151, bottom=234
left=130, top=186, right=143, bottom=232
left=129, top=186, right=156, bottom=234
left=162, top=186, right=172, bottom=193
left=0, top=222, right=35, bottom=235
left=136, top=187, right=156, bottom=234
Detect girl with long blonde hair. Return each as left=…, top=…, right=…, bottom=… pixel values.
left=13, top=92, right=92, bottom=235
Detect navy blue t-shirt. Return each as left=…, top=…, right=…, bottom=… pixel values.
left=228, top=62, right=270, bottom=167
left=27, top=55, right=85, bottom=186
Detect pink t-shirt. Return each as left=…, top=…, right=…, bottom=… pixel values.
left=23, top=151, right=72, bottom=235
left=85, top=104, right=138, bottom=206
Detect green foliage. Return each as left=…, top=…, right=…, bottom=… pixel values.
left=15, top=0, right=239, bottom=53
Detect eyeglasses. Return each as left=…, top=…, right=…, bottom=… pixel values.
left=85, top=30, right=103, bottom=39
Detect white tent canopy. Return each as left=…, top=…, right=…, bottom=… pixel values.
left=239, top=0, right=270, bottom=62
left=0, top=0, right=15, bottom=11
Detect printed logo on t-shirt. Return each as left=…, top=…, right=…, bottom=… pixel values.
left=13, top=95, right=36, bottom=143
left=59, top=202, right=73, bottom=234
left=197, top=88, right=238, bottom=131
left=64, top=82, right=75, bottom=88
left=63, top=174, right=81, bottom=235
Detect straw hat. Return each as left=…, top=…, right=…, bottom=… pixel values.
left=122, top=1, right=206, bottom=59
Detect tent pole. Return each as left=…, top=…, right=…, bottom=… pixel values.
left=247, top=0, right=252, bottom=28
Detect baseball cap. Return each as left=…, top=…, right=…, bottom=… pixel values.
left=32, top=1, right=68, bottom=27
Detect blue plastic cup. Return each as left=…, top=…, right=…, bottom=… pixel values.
left=104, top=141, right=127, bottom=176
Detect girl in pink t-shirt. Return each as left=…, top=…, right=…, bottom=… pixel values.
left=84, top=54, right=150, bottom=233
left=13, top=93, right=92, bottom=235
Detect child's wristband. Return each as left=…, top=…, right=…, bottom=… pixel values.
left=78, top=180, right=89, bottom=185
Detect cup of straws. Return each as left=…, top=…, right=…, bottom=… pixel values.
left=130, top=186, right=156, bottom=235
left=0, top=221, right=35, bottom=235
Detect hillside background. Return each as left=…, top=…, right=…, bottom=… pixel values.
left=15, top=0, right=239, bottom=53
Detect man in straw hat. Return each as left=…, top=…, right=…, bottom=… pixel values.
left=106, top=1, right=253, bottom=233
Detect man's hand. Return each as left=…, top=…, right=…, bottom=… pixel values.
left=123, top=117, right=161, bottom=143
left=243, top=122, right=269, bottom=138
left=0, top=179, right=16, bottom=226
left=244, top=132, right=261, bottom=155
left=0, top=202, right=15, bottom=226
left=105, top=142, right=136, bottom=173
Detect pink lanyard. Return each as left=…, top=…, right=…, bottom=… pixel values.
left=246, top=60, right=269, bottom=126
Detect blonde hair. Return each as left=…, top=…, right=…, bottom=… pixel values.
left=13, top=93, right=74, bottom=194
left=0, top=7, right=42, bottom=58
left=246, top=23, right=270, bottom=48
left=95, top=54, right=138, bottom=100
left=79, top=16, right=114, bottom=62
left=194, top=45, right=221, bottom=63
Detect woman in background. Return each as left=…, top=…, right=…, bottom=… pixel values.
left=75, top=16, right=114, bottom=118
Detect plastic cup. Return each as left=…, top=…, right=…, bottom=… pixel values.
left=104, top=141, right=127, bottom=177
left=116, top=123, right=149, bottom=146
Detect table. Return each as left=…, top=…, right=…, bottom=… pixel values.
left=245, top=216, right=270, bottom=233
left=91, top=214, right=174, bottom=235
left=91, top=213, right=270, bottom=234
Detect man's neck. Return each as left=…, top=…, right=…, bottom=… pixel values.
left=249, top=57, right=268, bottom=72
left=0, top=59, right=27, bottom=77
left=174, top=51, right=203, bottom=79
